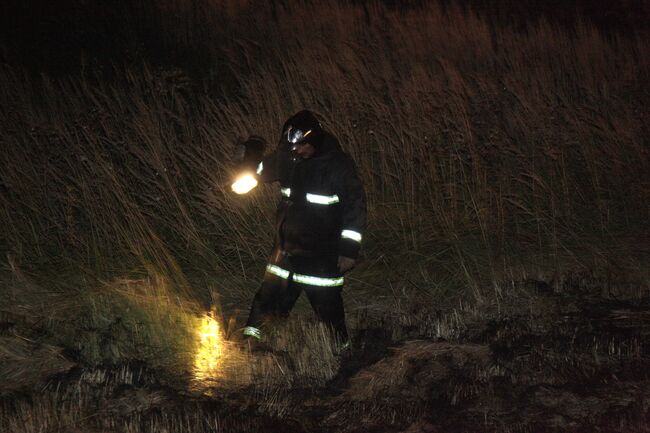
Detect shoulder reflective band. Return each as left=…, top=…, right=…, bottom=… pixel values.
left=265, top=264, right=344, bottom=287
left=243, top=326, right=262, bottom=340
left=256, top=162, right=264, bottom=175
left=293, top=273, right=345, bottom=287
left=281, top=187, right=291, bottom=197
left=341, top=229, right=362, bottom=242
left=306, top=193, right=340, bottom=205
left=266, top=264, right=290, bottom=279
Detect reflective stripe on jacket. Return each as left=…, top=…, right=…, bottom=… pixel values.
left=256, top=133, right=366, bottom=259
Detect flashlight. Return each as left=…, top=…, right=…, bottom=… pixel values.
left=231, top=172, right=258, bottom=194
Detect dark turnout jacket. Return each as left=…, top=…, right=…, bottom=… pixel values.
left=255, top=133, right=366, bottom=260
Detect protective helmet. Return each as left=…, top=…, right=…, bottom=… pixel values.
left=281, top=110, right=324, bottom=150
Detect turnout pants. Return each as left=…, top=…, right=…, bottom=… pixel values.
left=244, top=246, right=348, bottom=343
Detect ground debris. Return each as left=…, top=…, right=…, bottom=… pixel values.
left=3, top=292, right=650, bottom=433
left=341, top=341, right=492, bottom=402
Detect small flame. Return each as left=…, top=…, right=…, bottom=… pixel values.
left=231, top=173, right=258, bottom=194
left=194, top=311, right=224, bottom=381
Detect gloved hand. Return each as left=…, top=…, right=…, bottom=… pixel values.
left=235, top=135, right=267, bottom=166
left=338, top=256, right=356, bottom=274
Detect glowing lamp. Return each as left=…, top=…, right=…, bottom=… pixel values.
left=231, top=173, right=258, bottom=194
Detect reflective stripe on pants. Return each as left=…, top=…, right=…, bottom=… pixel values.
left=244, top=248, right=348, bottom=343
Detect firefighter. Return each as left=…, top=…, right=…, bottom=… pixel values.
left=235, top=110, right=366, bottom=350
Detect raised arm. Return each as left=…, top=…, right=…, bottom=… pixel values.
left=239, top=135, right=291, bottom=184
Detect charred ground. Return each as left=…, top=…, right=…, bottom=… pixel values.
left=3, top=278, right=650, bottom=432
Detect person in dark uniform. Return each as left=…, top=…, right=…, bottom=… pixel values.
left=235, top=110, right=366, bottom=348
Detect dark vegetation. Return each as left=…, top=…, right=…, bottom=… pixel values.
left=1, top=0, right=648, bottom=432
left=1, top=0, right=648, bottom=76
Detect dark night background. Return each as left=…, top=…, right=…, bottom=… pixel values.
left=2, top=0, right=648, bottom=74
left=0, top=1, right=649, bottom=432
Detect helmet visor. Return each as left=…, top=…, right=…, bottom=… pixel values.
left=287, top=127, right=312, bottom=144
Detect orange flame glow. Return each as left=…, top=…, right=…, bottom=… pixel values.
left=194, top=311, right=224, bottom=381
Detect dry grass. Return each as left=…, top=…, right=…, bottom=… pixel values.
left=0, top=364, right=302, bottom=433
left=0, top=336, right=75, bottom=394
left=1, top=1, right=647, bottom=292
left=193, top=318, right=341, bottom=391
